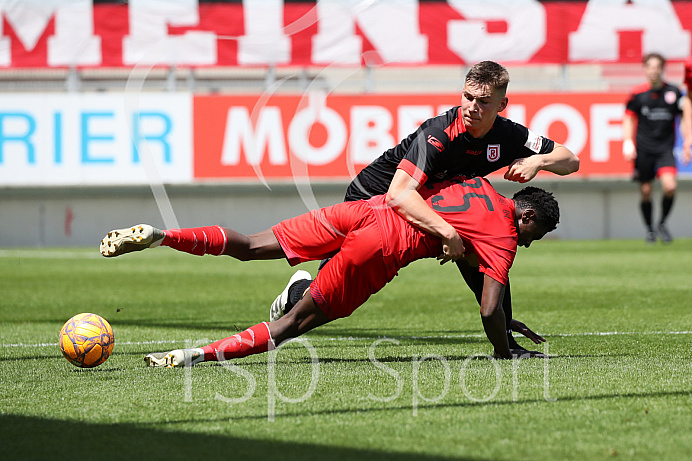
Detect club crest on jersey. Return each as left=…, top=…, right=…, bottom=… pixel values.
left=487, top=144, right=500, bottom=162
left=427, top=135, right=444, bottom=152
left=665, top=91, right=677, bottom=105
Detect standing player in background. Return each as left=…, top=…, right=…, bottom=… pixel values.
left=622, top=53, right=691, bottom=244
left=683, top=57, right=692, bottom=163
left=269, top=61, right=579, bottom=354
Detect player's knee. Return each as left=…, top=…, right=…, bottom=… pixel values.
left=662, top=180, right=677, bottom=196
left=640, top=185, right=652, bottom=200
left=281, top=296, right=327, bottom=338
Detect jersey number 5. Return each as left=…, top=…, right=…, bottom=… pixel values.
left=431, top=192, right=494, bottom=212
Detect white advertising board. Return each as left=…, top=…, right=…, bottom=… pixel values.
left=0, top=93, right=192, bottom=186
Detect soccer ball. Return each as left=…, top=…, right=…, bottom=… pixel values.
left=59, top=313, right=115, bottom=368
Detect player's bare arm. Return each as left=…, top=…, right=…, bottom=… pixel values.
left=622, top=114, right=637, bottom=161
left=504, top=143, right=579, bottom=183
left=385, top=169, right=465, bottom=264
left=479, top=275, right=511, bottom=359
left=681, top=94, right=692, bottom=165
left=459, top=252, right=546, bottom=348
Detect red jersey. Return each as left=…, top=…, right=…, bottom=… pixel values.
left=368, top=176, right=517, bottom=285
left=684, top=58, right=692, bottom=90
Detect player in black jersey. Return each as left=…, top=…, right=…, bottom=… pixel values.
left=623, top=53, right=692, bottom=243
left=270, top=61, right=579, bottom=355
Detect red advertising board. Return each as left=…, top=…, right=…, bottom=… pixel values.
left=193, top=92, right=637, bottom=182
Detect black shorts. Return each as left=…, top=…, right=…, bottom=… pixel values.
left=633, top=149, right=677, bottom=183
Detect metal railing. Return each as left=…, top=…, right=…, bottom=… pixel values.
left=0, top=62, right=683, bottom=94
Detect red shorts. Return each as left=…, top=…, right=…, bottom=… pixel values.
left=272, top=201, right=391, bottom=320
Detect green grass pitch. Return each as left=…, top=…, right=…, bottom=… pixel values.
left=1, top=240, right=691, bottom=460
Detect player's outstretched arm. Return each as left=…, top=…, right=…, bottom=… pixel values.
left=504, top=143, right=579, bottom=183
left=622, top=114, right=637, bottom=162
left=681, top=94, right=692, bottom=165
left=386, top=169, right=465, bottom=263
left=479, top=275, right=511, bottom=359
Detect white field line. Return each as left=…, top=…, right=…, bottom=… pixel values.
left=0, top=250, right=101, bottom=259
left=2, top=330, right=691, bottom=348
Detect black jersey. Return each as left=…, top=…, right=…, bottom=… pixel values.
left=625, top=82, right=684, bottom=154
left=345, top=106, right=556, bottom=201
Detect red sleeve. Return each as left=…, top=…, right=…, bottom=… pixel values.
left=397, top=158, right=428, bottom=185
left=685, top=58, right=692, bottom=89
left=474, top=240, right=515, bottom=286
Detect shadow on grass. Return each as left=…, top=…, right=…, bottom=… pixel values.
left=0, top=348, right=177, bottom=363
left=0, top=413, right=469, bottom=461
left=1, top=317, right=484, bottom=339
left=159, top=389, right=691, bottom=425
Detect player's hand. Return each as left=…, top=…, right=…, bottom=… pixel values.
left=493, top=349, right=547, bottom=359
left=622, top=139, right=636, bottom=162
left=682, top=138, right=692, bottom=166
left=504, top=157, right=540, bottom=183
left=510, top=349, right=548, bottom=359
left=437, top=233, right=465, bottom=265
left=509, top=318, right=546, bottom=345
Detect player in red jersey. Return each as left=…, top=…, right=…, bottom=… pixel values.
left=269, top=61, right=579, bottom=355
left=623, top=53, right=691, bottom=243
left=99, top=177, right=559, bottom=366
left=682, top=56, right=692, bottom=168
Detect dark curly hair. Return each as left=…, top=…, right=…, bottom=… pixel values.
left=512, top=187, right=560, bottom=232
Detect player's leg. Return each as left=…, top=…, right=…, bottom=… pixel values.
left=100, top=223, right=285, bottom=260
left=145, top=293, right=331, bottom=367
left=268, top=256, right=331, bottom=322
left=634, top=153, right=657, bottom=243
left=268, top=201, right=374, bottom=321
left=269, top=269, right=313, bottom=322
left=146, top=210, right=387, bottom=368
left=657, top=165, right=677, bottom=243
left=638, top=181, right=656, bottom=243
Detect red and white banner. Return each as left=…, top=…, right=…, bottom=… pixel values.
left=193, top=92, right=641, bottom=182
left=3, top=0, right=692, bottom=68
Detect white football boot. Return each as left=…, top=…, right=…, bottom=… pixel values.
left=269, top=270, right=312, bottom=322
left=100, top=224, right=164, bottom=257
left=144, top=349, right=204, bottom=368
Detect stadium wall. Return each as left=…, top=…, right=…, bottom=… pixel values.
left=3, top=179, right=692, bottom=247
left=2, top=90, right=692, bottom=246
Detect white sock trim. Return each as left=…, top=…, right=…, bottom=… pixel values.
left=262, top=321, right=276, bottom=351
left=217, top=226, right=228, bottom=256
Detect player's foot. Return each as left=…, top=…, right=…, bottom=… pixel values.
left=270, top=270, right=312, bottom=322
left=100, top=224, right=164, bottom=257
left=144, top=349, right=204, bottom=368
left=645, top=230, right=657, bottom=244
left=658, top=223, right=672, bottom=244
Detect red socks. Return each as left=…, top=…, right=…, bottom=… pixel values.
left=202, top=322, right=275, bottom=361
left=162, top=226, right=227, bottom=256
